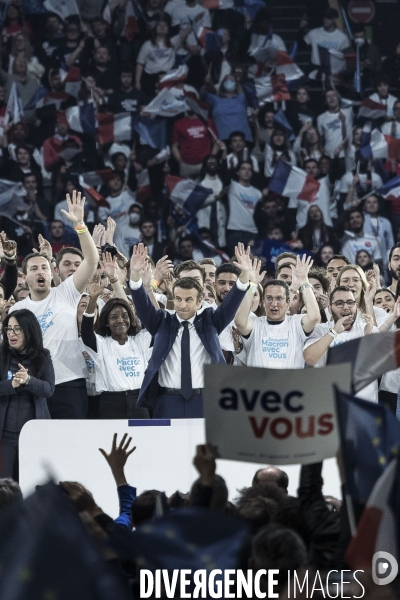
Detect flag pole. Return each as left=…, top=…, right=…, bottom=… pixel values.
left=345, top=493, right=357, bottom=536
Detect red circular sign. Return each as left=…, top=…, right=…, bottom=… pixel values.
left=348, top=0, right=375, bottom=23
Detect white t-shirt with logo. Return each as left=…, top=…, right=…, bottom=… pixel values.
left=10, top=276, right=85, bottom=385
left=227, top=181, right=261, bottom=234
left=317, top=107, right=353, bottom=158
left=304, top=27, right=350, bottom=65
left=241, top=314, right=307, bottom=369
left=304, top=320, right=379, bottom=402
left=82, top=330, right=152, bottom=393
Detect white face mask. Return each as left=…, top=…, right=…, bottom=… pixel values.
left=129, top=213, right=140, bottom=225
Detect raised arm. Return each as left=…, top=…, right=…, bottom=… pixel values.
left=291, top=255, right=319, bottom=333
left=102, top=251, right=129, bottom=302
left=129, top=243, right=163, bottom=335
left=232, top=245, right=260, bottom=336
left=0, top=234, right=18, bottom=299
left=61, top=191, right=98, bottom=293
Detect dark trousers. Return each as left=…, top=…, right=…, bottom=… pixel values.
left=379, top=389, right=397, bottom=415
left=99, top=390, right=150, bottom=419
left=227, top=230, right=256, bottom=257
left=47, top=379, right=88, bottom=419
left=0, top=430, right=19, bottom=481
left=153, top=393, right=203, bottom=418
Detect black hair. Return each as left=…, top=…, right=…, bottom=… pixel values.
left=264, top=279, right=290, bottom=302
left=329, top=285, right=353, bottom=305
left=131, top=490, right=161, bottom=526
left=2, top=309, right=48, bottom=377
left=389, top=243, right=400, bottom=263
left=215, top=263, right=240, bottom=279
left=96, top=298, right=139, bottom=337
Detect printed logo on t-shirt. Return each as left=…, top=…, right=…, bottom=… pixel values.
left=239, top=193, right=257, bottom=211
left=187, top=125, right=206, bottom=139
left=121, top=99, right=138, bottom=112
left=326, top=119, right=340, bottom=131
left=37, top=307, right=54, bottom=334
left=117, top=357, right=141, bottom=377
left=262, top=338, right=288, bottom=359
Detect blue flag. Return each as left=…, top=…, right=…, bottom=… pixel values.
left=133, top=116, right=167, bottom=150
left=335, top=388, right=400, bottom=504
left=24, top=86, right=50, bottom=110
left=273, top=108, right=295, bottom=141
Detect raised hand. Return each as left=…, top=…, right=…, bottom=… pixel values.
left=61, top=190, right=85, bottom=225
left=332, top=315, right=352, bottom=335
left=362, top=313, right=374, bottom=335
left=92, top=224, right=106, bottom=247
left=290, top=254, right=313, bottom=285
left=0, top=232, right=16, bottom=260
left=130, top=243, right=148, bottom=280
left=154, top=255, right=173, bottom=284
left=105, top=217, right=116, bottom=245
left=248, top=257, right=264, bottom=285
left=140, top=261, right=153, bottom=288
left=102, top=251, right=118, bottom=280
left=99, top=433, right=136, bottom=486
left=193, top=443, right=216, bottom=486
left=232, top=242, right=252, bottom=272
left=88, top=273, right=103, bottom=298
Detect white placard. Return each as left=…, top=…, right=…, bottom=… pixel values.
left=203, top=364, right=351, bottom=465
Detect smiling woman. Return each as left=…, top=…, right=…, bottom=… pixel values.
left=80, top=285, right=151, bottom=419
left=0, top=309, right=55, bottom=481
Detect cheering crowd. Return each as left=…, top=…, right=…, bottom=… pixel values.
left=1, top=0, right=400, bottom=597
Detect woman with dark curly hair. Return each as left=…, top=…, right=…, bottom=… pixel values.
left=80, top=280, right=151, bottom=419
left=0, top=309, right=55, bottom=480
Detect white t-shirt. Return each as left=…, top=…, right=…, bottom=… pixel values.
left=166, top=2, right=211, bottom=54
left=10, top=276, right=85, bottom=385
left=317, top=107, right=353, bottom=158
left=227, top=181, right=260, bottom=233
left=242, top=314, right=308, bottom=369
left=339, top=171, right=382, bottom=195
left=137, top=40, right=178, bottom=75
left=248, top=33, right=286, bottom=55
left=113, top=223, right=141, bottom=259
left=82, top=330, right=152, bottom=393
left=340, top=231, right=380, bottom=263
left=381, top=121, right=400, bottom=140
left=99, top=191, right=138, bottom=225
left=304, top=320, right=379, bottom=402
left=304, top=27, right=350, bottom=65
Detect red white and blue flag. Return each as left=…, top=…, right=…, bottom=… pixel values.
left=4, top=83, right=24, bottom=125
left=65, top=103, right=96, bottom=135
left=346, top=458, right=400, bottom=571
left=242, top=73, right=290, bottom=107
left=318, top=46, right=356, bottom=76
left=358, top=98, right=387, bottom=121
left=159, top=65, right=188, bottom=89
left=268, top=160, right=320, bottom=202
left=360, top=127, right=400, bottom=161
left=143, top=88, right=188, bottom=117
left=123, top=0, right=140, bottom=41
left=24, top=88, right=71, bottom=111
left=165, top=176, right=213, bottom=217
left=98, top=112, right=166, bottom=148
left=59, top=65, right=81, bottom=98
left=376, top=176, right=400, bottom=201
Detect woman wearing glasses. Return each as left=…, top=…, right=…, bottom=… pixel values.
left=0, top=309, right=55, bottom=480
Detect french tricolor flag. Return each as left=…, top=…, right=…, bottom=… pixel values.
left=98, top=112, right=133, bottom=144
left=59, top=65, right=81, bottom=98
left=65, top=104, right=96, bottom=135
left=78, top=175, right=109, bottom=208
left=358, top=98, right=387, bottom=121
left=360, top=127, right=400, bottom=161
left=203, top=0, right=233, bottom=9
left=345, top=458, right=400, bottom=571
left=159, top=65, right=188, bottom=89
left=376, top=176, right=400, bottom=201
left=318, top=46, right=356, bottom=75
left=124, top=0, right=139, bottom=41
left=268, top=160, right=320, bottom=202
left=242, top=73, right=290, bottom=108
left=275, top=51, right=305, bottom=84
left=194, top=25, right=222, bottom=53
left=165, top=176, right=213, bottom=217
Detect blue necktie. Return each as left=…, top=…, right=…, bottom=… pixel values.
left=181, top=321, right=193, bottom=400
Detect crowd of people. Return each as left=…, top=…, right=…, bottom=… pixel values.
left=0, top=0, right=400, bottom=597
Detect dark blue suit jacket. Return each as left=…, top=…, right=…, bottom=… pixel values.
left=130, top=281, right=248, bottom=406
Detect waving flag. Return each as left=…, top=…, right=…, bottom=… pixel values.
left=358, top=98, right=387, bottom=121
left=193, top=25, right=222, bottom=53
left=318, top=46, right=356, bottom=76
left=24, top=88, right=71, bottom=111
left=335, top=389, right=400, bottom=504
left=24, top=86, right=49, bottom=110
left=203, top=0, right=234, bottom=9
left=43, top=0, right=80, bottom=20
left=66, top=103, right=96, bottom=135
left=252, top=47, right=305, bottom=86
left=376, top=175, right=400, bottom=200
left=345, top=458, right=400, bottom=571
left=143, top=88, right=188, bottom=117
left=193, top=234, right=229, bottom=262
left=123, top=0, right=141, bottom=41
left=59, top=64, right=81, bottom=98
left=0, top=181, right=28, bottom=221
left=98, top=112, right=166, bottom=148
left=133, top=116, right=166, bottom=149
left=273, top=108, right=294, bottom=141
left=268, top=160, right=320, bottom=202
left=328, top=329, right=400, bottom=394
left=159, top=65, right=188, bottom=89
left=78, top=175, right=109, bottom=208
left=165, top=176, right=213, bottom=217
left=360, top=127, right=400, bottom=161
left=242, top=74, right=290, bottom=108
left=4, top=83, right=24, bottom=125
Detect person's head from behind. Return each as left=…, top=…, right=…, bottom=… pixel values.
left=264, top=280, right=290, bottom=321
left=131, top=490, right=160, bottom=527
left=172, top=277, right=203, bottom=320
left=215, top=264, right=240, bottom=303
left=174, top=260, right=204, bottom=285
left=3, top=309, right=44, bottom=356
left=55, top=247, right=84, bottom=281
left=252, top=466, right=289, bottom=493
left=22, top=253, right=52, bottom=296
left=0, top=478, right=22, bottom=510
left=250, top=524, right=307, bottom=594
left=96, top=298, right=138, bottom=339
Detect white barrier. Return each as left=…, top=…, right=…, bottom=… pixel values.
left=19, top=419, right=341, bottom=519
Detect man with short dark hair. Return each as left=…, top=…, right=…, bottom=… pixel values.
left=235, top=256, right=319, bottom=369
left=388, top=244, right=400, bottom=295
left=304, top=286, right=378, bottom=402
left=199, top=258, right=217, bottom=287
left=129, top=243, right=252, bottom=418
left=326, top=254, right=350, bottom=281
left=10, top=192, right=98, bottom=419
left=139, top=220, right=164, bottom=262
left=339, top=208, right=379, bottom=264
left=174, top=260, right=205, bottom=284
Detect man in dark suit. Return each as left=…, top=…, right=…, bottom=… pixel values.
left=130, top=243, right=253, bottom=418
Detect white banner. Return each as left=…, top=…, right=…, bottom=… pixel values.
left=203, top=364, right=351, bottom=465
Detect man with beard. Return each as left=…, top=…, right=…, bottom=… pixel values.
left=303, top=286, right=378, bottom=402
left=388, top=244, right=400, bottom=295
left=214, top=263, right=242, bottom=361
left=339, top=208, right=379, bottom=264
